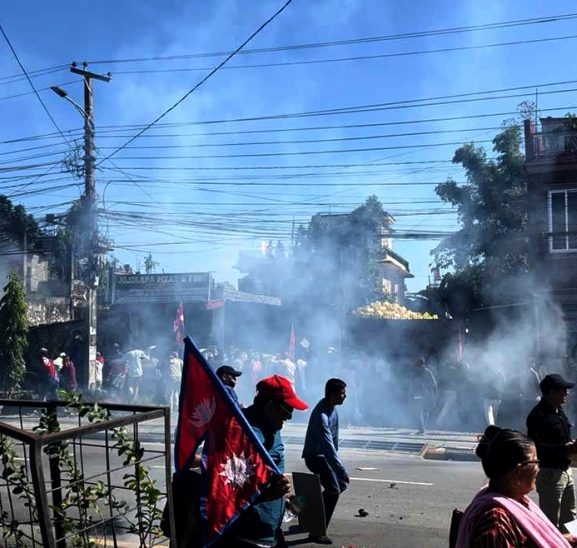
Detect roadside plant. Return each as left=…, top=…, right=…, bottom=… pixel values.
left=0, top=392, right=164, bottom=547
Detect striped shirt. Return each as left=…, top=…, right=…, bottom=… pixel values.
left=470, top=504, right=537, bottom=547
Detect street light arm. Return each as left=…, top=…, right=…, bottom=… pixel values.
left=50, top=86, right=88, bottom=119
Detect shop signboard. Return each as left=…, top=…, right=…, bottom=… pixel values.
left=112, top=272, right=211, bottom=304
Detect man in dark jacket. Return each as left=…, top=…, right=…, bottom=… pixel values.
left=222, top=374, right=308, bottom=547
left=527, top=373, right=577, bottom=530
left=216, top=364, right=243, bottom=404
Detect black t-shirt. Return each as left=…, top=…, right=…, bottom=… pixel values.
left=526, top=399, right=572, bottom=469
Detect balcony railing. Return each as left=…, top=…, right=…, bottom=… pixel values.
left=531, top=131, right=577, bottom=158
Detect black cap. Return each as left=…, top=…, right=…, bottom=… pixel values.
left=540, top=373, right=575, bottom=394
left=216, top=365, right=242, bottom=378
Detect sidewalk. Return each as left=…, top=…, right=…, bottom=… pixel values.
left=0, top=411, right=480, bottom=461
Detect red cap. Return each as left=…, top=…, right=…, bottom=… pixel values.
left=256, top=375, right=308, bottom=410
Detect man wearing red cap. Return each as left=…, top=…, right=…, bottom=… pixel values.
left=221, top=374, right=308, bottom=547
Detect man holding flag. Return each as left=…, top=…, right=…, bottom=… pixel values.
left=174, top=337, right=308, bottom=547
left=222, top=375, right=308, bottom=547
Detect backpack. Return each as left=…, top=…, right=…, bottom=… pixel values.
left=449, top=508, right=463, bottom=548
left=161, top=469, right=202, bottom=547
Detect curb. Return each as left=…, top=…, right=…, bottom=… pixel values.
left=422, top=445, right=478, bottom=462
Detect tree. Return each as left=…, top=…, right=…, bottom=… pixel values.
left=0, top=195, right=42, bottom=246
left=0, top=272, right=29, bottom=396
left=432, top=126, right=528, bottom=310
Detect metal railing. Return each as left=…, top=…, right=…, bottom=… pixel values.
left=531, top=132, right=577, bottom=157
left=0, top=400, right=175, bottom=547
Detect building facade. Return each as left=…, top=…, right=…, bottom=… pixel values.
left=524, top=117, right=577, bottom=341
left=0, top=239, right=71, bottom=326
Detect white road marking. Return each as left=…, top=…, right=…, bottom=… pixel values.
left=349, top=477, right=433, bottom=486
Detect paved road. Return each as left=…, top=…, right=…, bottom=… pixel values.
left=0, top=410, right=486, bottom=547
left=139, top=441, right=485, bottom=548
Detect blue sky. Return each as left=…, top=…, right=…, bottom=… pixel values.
left=1, top=0, right=577, bottom=292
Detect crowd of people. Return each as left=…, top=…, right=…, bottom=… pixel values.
left=34, top=333, right=577, bottom=439
left=32, top=334, right=577, bottom=546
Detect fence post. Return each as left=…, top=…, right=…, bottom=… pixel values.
left=30, top=437, right=56, bottom=547
left=48, top=437, right=66, bottom=548
left=163, top=408, right=177, bottom=545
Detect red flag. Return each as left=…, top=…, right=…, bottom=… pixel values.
left=175, top=337, right=279, bottom=546
left=287, top=322, right=296, bottom=362
left=173, top=302, right=185, bottom=346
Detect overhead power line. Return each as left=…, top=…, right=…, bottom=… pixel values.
left=99, top=0, right=295, bottom=165
left=0, top=22, right=73, bottom=151
left=6, top=101, right=576, bottom=146
left=0, top=64, right=68, bottom=86
left=111, top=34, right=577, bottom=74
left=82, top=12, right=577, bottom=65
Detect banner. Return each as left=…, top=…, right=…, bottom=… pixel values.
left=174, top=337, right=280, bottom=546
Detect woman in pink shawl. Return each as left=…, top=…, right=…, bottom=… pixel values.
left=456, top=426, right=577, bottom=547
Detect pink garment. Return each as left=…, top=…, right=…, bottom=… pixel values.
left=456, top=487, right=571, bottom=548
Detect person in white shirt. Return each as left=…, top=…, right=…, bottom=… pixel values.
left=123, top=349, right=149, bottom=403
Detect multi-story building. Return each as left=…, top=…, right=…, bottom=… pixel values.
left=311, top=211, right=414, bottom=304
left=236, top=210, right=414, bottom=304
left=524, top=117, right=577, bottom=341
left=0, top=238, right=71, bottom=325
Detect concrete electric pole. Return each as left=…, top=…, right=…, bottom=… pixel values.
left=51, top=63, right=110, bottom=389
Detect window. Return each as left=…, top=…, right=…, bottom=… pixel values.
left=549, top=190, right=577, bottom=252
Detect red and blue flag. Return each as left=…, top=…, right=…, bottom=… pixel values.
left=174, top=336, right=280, bottom=546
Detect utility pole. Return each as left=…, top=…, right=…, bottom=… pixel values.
left=54, top=63, right=110, bottom=390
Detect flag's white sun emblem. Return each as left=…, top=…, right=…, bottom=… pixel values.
left=219, top=453, right=255, bottom=489
left=190, top=397, right=216, bottom=427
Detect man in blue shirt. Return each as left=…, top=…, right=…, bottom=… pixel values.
left=302, top=378, right=348, bottom=545
left=216, top=364, right=243, bottom=404
left=221, top=374, right=308, bottom=547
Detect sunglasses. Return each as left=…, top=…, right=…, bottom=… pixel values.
left=275, top=400, right=294, bottom=418
left=518, top=459, right=540, bottom=467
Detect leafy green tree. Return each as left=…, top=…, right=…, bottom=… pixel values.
left=432, top=126, right=528, bottom=312
left=0, top=195, right=41, bottom=245
left=0, top=273, right=29, bottom=396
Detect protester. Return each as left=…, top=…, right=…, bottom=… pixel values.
left=38, top=347, right=59, bottom=401
left=302, top=378, right=348, bottom=545
left=410, top=356, right=439, bottom=434
left=527, top=373, right=577, bottom=530
left=216, top=364, right=243, bottom=404
left=69, top=331, right=85, bottom=387
left=59, top=353, right=77, bottom=392
left=104, top=343, right=126, bottom=401
left=456, top=426, right=575, bottom=547
left=88, top=351, right=104, bottom=393
left=53, top=352, right=65, bottom=373
left=221, top=374, right=308, bottom=547
left=123, top=348, right=149, bottom=403
left=167, top=351, right=183, bottom=412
